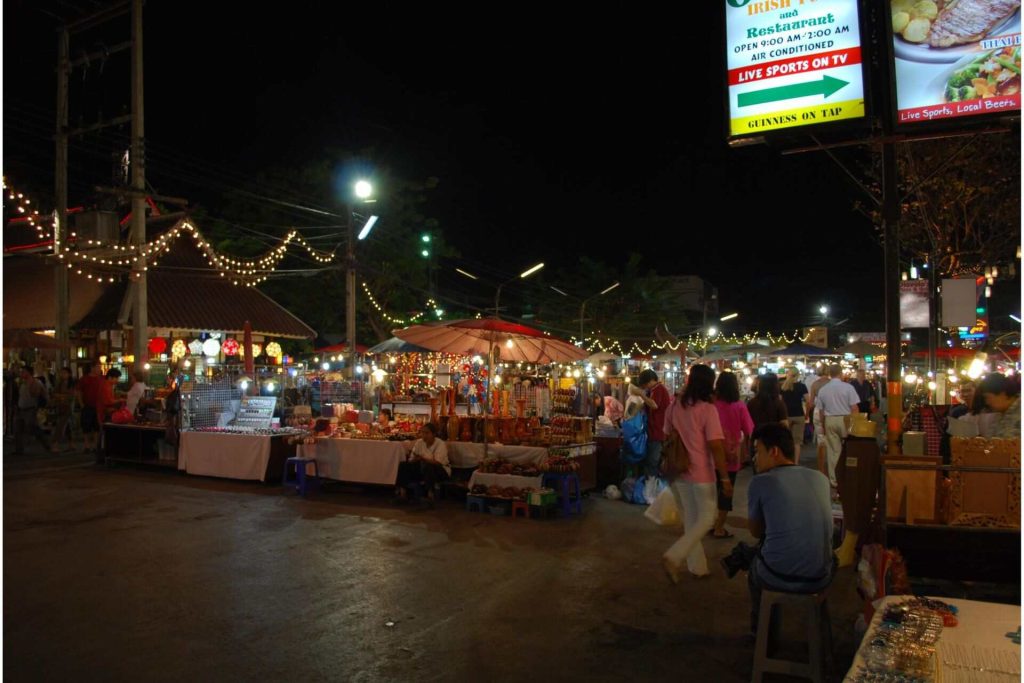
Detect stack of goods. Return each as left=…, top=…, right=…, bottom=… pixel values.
left=192, top=426, right=305, bottom=436
left=850, top=598, right=959, bottom=682
left=541, top=451, right=581, bottom=473
left=548, top=415, right=575, bottom=445
left=477, top=458, right=541, bottom=477
left=551, top=388, right=575, bottom=416
left=469, top=484, right=557, bottom=504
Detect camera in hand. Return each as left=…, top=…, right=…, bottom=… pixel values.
left=720, top=542, right=756, bottom=579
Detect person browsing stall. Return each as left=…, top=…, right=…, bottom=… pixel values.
left=637, top=369, right=672, bottom=479
left=125, top=370, right=149, bottom=416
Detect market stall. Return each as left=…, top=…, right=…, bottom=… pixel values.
left=845, top=596, right=1020, bottom=682
left=296, top=437, right=407, bottom=485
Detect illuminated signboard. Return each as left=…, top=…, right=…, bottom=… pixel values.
left=891, top=0, right=1021, bottom=124
left=725, top=0, right=866, bottom=136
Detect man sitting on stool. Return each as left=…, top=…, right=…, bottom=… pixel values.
left=395, top=423, right=450, bottom=504
left=721, top=423, right=835, bottom=634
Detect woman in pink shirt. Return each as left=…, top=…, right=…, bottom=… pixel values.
left=662, top=364, right=730, bottom=582
left=711, top=371, right=755, bottom=538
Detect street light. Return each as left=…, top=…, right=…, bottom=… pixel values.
left=551, top=281, right=620, bottom=341
left=494, top=262, right=544, bottom=317
left=720, top=312, right=738, bottom=322
left=819, top=305, right=829, bottom=316
left=347, top=179, right=374, bottom=380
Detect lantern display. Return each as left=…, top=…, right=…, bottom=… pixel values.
left=171, top=339, right=187, bottom=360
left=265, top=341, right=282, bottom=359
left=147, top=338, right=167, bottom=355
left=238, top=343, right=262, bottom=359
left=222, top=338, right=240, bottom=356
left=188, top=339, right=204, bottom=356
left=202, top=338, right=221, bottom=358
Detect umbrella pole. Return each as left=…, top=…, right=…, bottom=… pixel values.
left=484, top=337, right=494, bottom=460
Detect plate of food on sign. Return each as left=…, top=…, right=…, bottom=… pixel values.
left=932, top=44, right=1021, bottom=101
left=892, top=0, right=1021, bottom=63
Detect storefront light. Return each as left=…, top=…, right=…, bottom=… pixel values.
left=322, top=362, right=330, bottom=371
left=905, top=374, right=918, bottom=384
left=928, top=381, right=937, bottom=391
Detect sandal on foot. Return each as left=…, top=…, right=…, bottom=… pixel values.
left=662, top=558, right=682, bottom=585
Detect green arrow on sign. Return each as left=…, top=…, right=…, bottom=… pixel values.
left=737, top=75, right=848, bottom=108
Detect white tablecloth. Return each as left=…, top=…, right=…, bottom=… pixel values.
left=178, top=432, right=273, bottom=482
left=467, top=471, right=544, bottom=491
left=846, top=596, right=1021, bottom=681
left=448, top=442, right=548, bottom=468
left=297, top=438, right=407, bottom=485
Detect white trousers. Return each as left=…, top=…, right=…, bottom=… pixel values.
left=824, top=415, right=849, bottom=486
left=664, top=481, right=717, bottom=575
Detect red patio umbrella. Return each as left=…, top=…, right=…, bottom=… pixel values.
left=392, top=318, right=585, bottom=364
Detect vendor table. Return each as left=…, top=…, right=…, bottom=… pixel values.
left=178, top=431, right=296, bottom=482
left=447, top=442, right=548, bottom=468
left=297, top=438, right=407, bottom=486
left=467, top=471, right=544, bottom=491
left=845, top=596, right=1021, bottom=682
left=102, top=423, right=174, bottom=468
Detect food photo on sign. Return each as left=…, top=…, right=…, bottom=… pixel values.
left=891, top=0, right=1021, bottom=123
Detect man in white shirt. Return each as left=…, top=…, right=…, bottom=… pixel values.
left=396, top=423, right=450, bottom=504
left=813, top=365, right=861, bottom=487
left=125, top=370, right=149, bottom=415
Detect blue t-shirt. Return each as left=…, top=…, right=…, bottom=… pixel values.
left=748, top=465, right=832, bottom=591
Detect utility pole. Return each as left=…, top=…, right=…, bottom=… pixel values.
left=927, top=253, right=939, bottom=377
left=346, top=207, right=357, bottom=380
left=55, top=28, right=70, bottom=371
left=130, top=0, right=147, bottom=369
left=882, top=141, right=902, bottom=456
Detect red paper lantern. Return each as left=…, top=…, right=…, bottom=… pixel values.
left=147, top=337, right=167, bottom=355
left=222, top=338, right=240, bottom=356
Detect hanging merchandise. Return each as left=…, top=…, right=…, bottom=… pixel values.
left=265, top=341, right=282, bottom=359
left=222, top=338, right=240, bottom=356
left=188, top=339, right=205, bottom=356
left=171, top=340, right=187, bottom=360
left=202, top=338, right=221, bottom=358
left=148, top=338, right=167, bottom=355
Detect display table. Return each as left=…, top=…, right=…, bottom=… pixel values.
left=447, top=442, right=549, bottom=468
left=102, top=423, right=174, bottom=468
left=178, top=431, right=296, bottom=482
left=468, top=471, right=544, bottom=491
left=845, top=596, right=1021, bottom=682
left=296, top=438, right=407, bottom=486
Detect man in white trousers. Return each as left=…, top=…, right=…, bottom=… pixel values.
left=813, top=364, right=861, bottom=488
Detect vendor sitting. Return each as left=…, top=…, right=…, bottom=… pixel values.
left=395, top=423, right=450, bottom=504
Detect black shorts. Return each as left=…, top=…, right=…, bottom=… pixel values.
left=717, top=470, right=738, bottom=511
left=81, top=406, right=99, bottom=433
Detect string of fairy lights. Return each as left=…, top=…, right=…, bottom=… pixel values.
left=6, top=182, right=823, bottom=351
left=3, top=178, right=50, bottom=242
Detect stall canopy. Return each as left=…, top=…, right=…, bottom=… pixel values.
left=366, top=337, right=430, bottom=354
left=393, top=318, right=588, bottom=364
left=773, top=342, right=835, bottom=357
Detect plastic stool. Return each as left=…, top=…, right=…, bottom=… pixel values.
left=465, top=494, right=486, bottom=513
left=752, top=589, right=833, bottom=683
left=283, top=457, right=319, bottom=497
left=541, top=472, right=582, bottom=516
left=511, top=500, right=529, bottom=519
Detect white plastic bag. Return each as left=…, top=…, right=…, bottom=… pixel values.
left=643, top=475, right=665, bottom=504
left=604, top=484, right=622, bottom=500
left=644, top=486, right=682, bottom=526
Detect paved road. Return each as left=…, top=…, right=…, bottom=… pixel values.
left=4, top=440, right=863, bottom=682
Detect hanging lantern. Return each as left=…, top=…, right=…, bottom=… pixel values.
left=265, top=341, right=282, bottom=359
left=188, top=339, right=205, bottom=356
left=171, top=339, right=187, bottom=360
left=222, top=338, right=240, bottom=356
left=147, top=337, right=167, bottom=355
left=202, top=338, right=221, bottom=358
left=238, top=343, right=262, bottom=359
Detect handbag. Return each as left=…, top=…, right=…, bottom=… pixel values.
left=659, top=431, right=690, bottom=481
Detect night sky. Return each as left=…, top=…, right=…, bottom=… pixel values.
left=5, top=2, right=956, bottom=336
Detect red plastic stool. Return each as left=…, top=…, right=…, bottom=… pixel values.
left=511, top=500, right=529, bottom=519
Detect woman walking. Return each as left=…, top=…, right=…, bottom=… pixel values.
left=662, top=364, right=729, bottom=582
left=711, top=371, right=754, bottom=538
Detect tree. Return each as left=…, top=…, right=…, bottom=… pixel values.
left=858, top=135, right=1021, bottom=276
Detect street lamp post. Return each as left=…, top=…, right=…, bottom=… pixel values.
left=346, top=179, right=374, bottom=381
left=493, top=262, right=544, bottom=318
left=578, top=282, right=620, bottom=342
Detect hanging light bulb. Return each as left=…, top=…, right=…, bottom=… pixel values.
left=909, top=265, right=918, bottom=280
